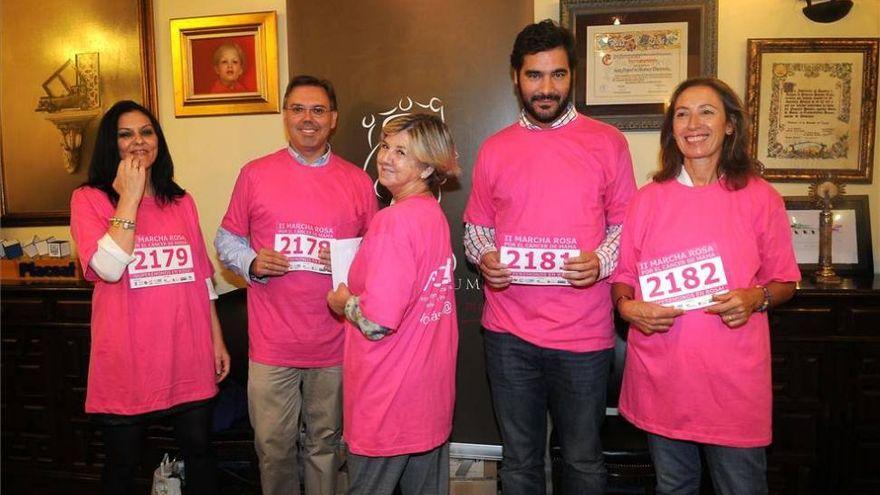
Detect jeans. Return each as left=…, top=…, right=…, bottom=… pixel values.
left=484, top=330, right=611, bottom=495
left=346, top=443, right=449, bottom=495
left=647, top=433, right=768, bottom=495
left=100, top=401, right=217, bottom=495
left=248, top=361, right=343, bottom=495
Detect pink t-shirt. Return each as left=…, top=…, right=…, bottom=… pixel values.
left=344, top=195, right=458, bottom=456
left=70, top=187, right=217, bottom=415
left=221, top=149, right=377, bottom=367
left=612, top=177, right=801, bottom=447
left=463, top=115, right=636, bottom=351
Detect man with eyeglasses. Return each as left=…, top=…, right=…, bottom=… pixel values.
left=216, top=75, right=377, bottom=495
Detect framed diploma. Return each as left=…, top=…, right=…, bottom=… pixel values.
left=784, top=195, right=873, bottom=278
left=747, top=38, right=879, bottom=183
left=561, top=0, right=717, bottom=130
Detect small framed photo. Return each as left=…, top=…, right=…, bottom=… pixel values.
left=170, top=11, right=279, bottom=117
left=746, top=38, right=879, bottom=183
left=784, top=195, right=874, bottom=278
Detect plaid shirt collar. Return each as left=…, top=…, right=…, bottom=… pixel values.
left=518, top=102, right=577, bottom=131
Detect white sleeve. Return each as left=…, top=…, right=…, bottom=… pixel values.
left=89, top=233, right=136, bottom=282
left=205, top=278, right=219, bottom=300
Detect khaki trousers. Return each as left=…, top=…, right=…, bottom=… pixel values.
left=248, top=360, right=343, bottom=495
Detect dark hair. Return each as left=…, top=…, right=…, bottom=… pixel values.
left=655, top=77, right=758, bottom=191
left=283, top=75, right=337, bottom=110
left=85, top=100, right=184, bottom=205
left=510, top=19, right=577, bottom=72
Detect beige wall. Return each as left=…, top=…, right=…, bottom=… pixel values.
left=537, top=0, right=880, bottom=274
left=3, top=0, right=879, bottom=285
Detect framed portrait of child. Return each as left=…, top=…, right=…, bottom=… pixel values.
left=170, top=11, right=280, bottom=117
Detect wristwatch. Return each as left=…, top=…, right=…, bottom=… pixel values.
left=755, top=285, right=771, bottom=313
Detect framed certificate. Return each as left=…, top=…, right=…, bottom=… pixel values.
left=746, top=38, right=878, bottom=183
left=561, top=0, right=717, bottom=130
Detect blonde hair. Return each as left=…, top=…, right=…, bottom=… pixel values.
left=212, top=43, right=246, bottom=69
left=382, top=114, right=460, bottom=187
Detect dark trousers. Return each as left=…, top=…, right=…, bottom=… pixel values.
left=647, top=434, right=768, bottom=495
left=346, top=443, right=449, bottom=495
left=100, top=401, right=218, bottom=495
left=484, top=330, right=612, bottom=495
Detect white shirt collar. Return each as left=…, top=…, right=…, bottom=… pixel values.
left=287, top=143, right=332, bottom=167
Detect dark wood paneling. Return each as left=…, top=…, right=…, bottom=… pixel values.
left=3, top=278, right=879, bottom=494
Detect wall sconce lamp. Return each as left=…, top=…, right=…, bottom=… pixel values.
left=802, top=0, right=854, bottom=23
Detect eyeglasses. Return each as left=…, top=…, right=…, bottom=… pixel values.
left=283, top=105, right=332, bottom=117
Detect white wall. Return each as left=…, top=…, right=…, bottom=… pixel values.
left=536, top=0, right=880, bottom=274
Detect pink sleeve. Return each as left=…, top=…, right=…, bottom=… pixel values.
left=609, top=189, right=643, bottom=289
left=183, top=194, right=215, bottom=280
left=356, top=226, right=417, bottom=330
left=754, top=184, right=801, bottom=285
left=462, top=146, right=495, bottom=227
left=603, top=133, right=637, bottom=226
left=360, top=173, right=379, bottom=234
left=220, top=167, right=251, bottom=237
left=69, top=187, right=108, bottom=282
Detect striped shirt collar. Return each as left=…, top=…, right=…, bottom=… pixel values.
left=518, top=102, right=577, bottom=131
left=287, top=143, right=332, bottom=167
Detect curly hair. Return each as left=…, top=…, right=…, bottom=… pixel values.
left=655, top=77, right=759, bottom=190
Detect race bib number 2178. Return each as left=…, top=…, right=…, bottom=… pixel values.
left=274, top=233, right=331, bottom=274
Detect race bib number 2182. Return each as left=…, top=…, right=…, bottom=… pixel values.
left=638, top=256, right=728, bottom=311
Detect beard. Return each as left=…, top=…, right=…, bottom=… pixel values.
left=518, top=86, right=572, bottom=124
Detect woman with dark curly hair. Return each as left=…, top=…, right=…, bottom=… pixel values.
left=70, top=100, right=229, bottom=495
left=611, top=78, right=800, bottom=494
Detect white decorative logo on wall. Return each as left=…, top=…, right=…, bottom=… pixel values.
left=361, top=97, right=446, bottom=202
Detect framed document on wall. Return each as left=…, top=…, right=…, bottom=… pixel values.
left=561, top=0, right=718, bottom=130
left=746, top=38, right=879, bottom=183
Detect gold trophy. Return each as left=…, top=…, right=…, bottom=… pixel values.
left=809, top=178, right=845, bottom=284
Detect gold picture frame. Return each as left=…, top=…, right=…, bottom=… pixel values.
left=746, top=38, right=879, bottom=183
left=170, top=11, right=279, bottom=117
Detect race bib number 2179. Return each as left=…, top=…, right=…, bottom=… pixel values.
left=128, top=244, right=195, bottom=289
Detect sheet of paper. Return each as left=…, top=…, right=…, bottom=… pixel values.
left=330, top=237, right=363, bottom=289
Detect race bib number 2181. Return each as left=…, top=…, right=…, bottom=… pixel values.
left=500, top=246, right=579, bottom=286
